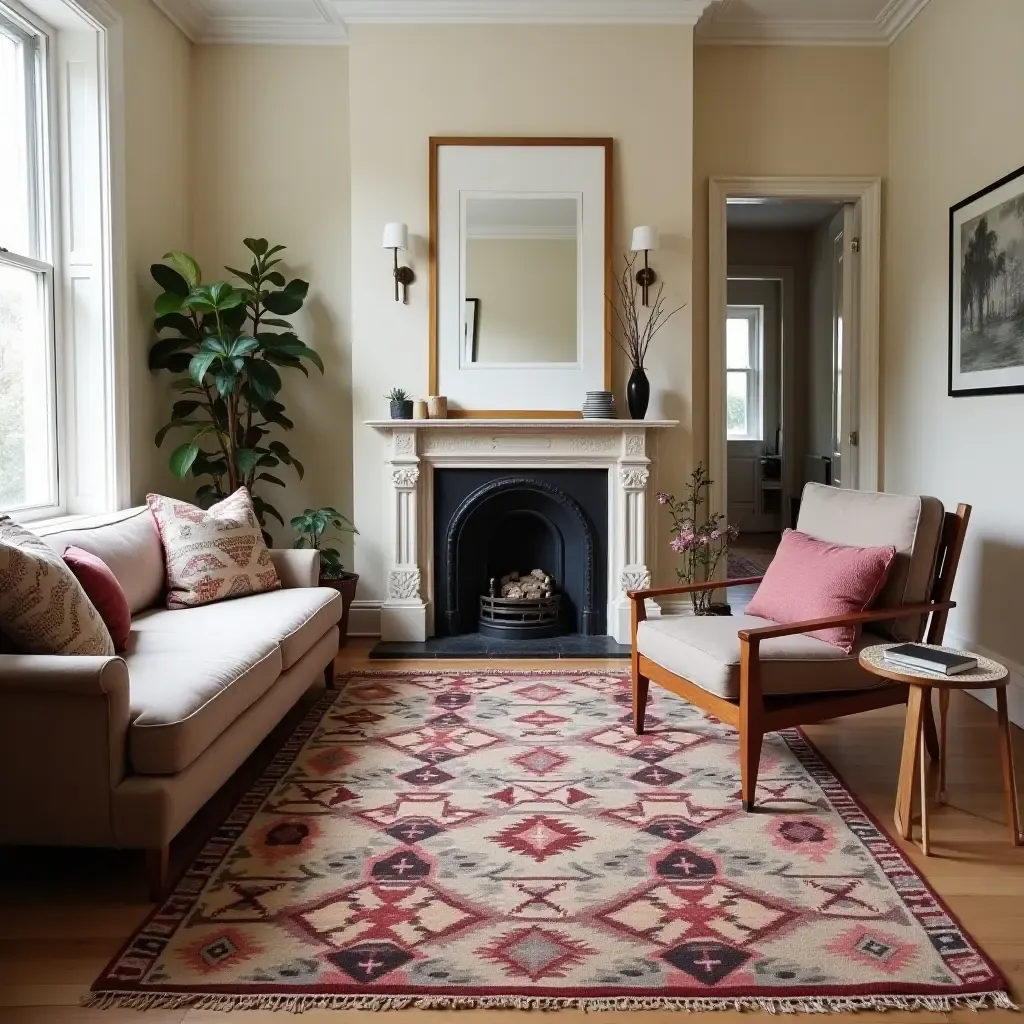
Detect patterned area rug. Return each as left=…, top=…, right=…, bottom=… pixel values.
left=89, top=672, right=1012, bottom=1013
left=728, top=551, right=773, bottom=579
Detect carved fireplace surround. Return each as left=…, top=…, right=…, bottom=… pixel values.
left=366, top=419, right=677, bottom=644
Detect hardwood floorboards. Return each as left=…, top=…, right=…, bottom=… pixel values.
left=2, top=639, right=1022, bottom=1022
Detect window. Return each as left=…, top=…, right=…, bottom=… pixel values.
left=726, top=305, right=763, bottom=441
left=0, top=4, right=57, bottom=516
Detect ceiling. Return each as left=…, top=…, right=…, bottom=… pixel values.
left=150, top=0, right=931, bottom=45
left=726, top=199, right=842, bottom=229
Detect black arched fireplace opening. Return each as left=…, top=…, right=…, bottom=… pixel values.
left=433, top=469, right=607, bottom=639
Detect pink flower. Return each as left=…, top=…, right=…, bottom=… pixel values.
left=656, top=492, right=669, bottom=505
left=670, top=527, right=696, bottom=553
left=710, top=528, right=721, bottom=541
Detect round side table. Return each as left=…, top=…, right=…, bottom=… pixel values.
left=859, top=643, right=1021, bottom=855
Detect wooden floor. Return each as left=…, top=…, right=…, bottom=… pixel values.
left=2, top=639, right=1023, bottom=1022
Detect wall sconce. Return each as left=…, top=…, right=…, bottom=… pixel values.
left=383, top=222, right=415, bottom=303
left=630, top=225, right=659, bottom=307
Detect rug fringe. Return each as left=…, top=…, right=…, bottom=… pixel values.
left=81, top=989, right=1018, bottom=1014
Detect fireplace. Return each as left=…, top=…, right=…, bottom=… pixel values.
left=433, top=469, right=607, bottom=638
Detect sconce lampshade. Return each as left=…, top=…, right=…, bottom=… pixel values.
left=630, top=225, right=659, bottom=252
left=382, top=222, right=409, bottom=251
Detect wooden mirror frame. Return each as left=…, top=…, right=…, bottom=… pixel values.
left=428, top=136, right=613, bottom=419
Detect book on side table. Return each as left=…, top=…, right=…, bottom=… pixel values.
left=883, top=643, right=977, bottom=676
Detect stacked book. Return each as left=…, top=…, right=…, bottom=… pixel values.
left=883, top=643, right=977, bottom=676
left=582, top=391, right=615, bottom=419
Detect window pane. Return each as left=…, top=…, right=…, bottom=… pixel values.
left=727, top=370, right=748, bottom=437
left=726, top=317, right=751, bottom=369
left=0, top=261, right=54, bottom=511
left=0, top=24, right=33, bottom=258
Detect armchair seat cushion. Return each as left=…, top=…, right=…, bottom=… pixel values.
left=637, top=614, right=886, bottom=700
left=131, top=587, right=342, bottom=670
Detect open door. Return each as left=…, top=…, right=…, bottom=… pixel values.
left=830, top=203, right=859, bottom=488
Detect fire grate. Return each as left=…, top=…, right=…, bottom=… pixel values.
left=479, top=570, right=563, bottom=639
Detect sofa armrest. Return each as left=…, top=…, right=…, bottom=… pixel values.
left=268, top=548, right=320, bottom=589
left=0, top=655, right=130, bottom=846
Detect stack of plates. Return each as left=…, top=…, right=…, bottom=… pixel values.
left=582, top=391, right=616, bottom=419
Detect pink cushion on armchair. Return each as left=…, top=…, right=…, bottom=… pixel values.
left=746, top=529, right=896, bottom=653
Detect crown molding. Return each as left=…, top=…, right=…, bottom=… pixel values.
left=331, top=0, right=714, bottom=25
left=696, top=0, right=931, bottom=46
left=151, top=0, right=715, bottom=44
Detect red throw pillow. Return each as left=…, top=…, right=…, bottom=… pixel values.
left=63, top=545, right=132, bottom=652
left=746, top=529, right=896, bottom=653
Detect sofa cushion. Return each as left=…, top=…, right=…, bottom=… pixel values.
left=132, top=586, right=342, bottom=670
left=0, top=515, right=114, bottom=656
left=147, top=488, right=280, bottom=609
left=39, top=507, right=165, bottom=614
left=637, top=614, right=886, bottom=700
left=796, top=484, right=944, bottom=642
left=125, top=629, right=282, bottom=774
left=63, top=546, right=132, bottom=651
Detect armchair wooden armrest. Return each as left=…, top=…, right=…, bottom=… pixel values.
left=736, top=600, right=955, bottom=644
left=628, top=576, right=764, bottom=601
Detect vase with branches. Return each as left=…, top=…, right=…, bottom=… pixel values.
left=657, top=464, right=739, bottom=615
left=608, top=252, right=685, bottom=420
left=148, top=239, right=323, bottom=534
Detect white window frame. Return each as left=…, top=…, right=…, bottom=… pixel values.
left=0, top=1, right=62, bottom=519
left=726, top=304, right=763, bottom=442
left=1, top=0, right=128, bottom=524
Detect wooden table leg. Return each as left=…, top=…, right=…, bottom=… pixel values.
left=996, top=687, right=1022, bottom=847
left=937, top=688, right=950, bottom=804
left=918, top=705, right=930, bottom=856
left=896, top=685, right=925, bottom=840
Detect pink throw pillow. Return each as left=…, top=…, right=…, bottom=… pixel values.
left=63, top=545, right=132, bottom=652
left=746, top=529, right=896, bottom=653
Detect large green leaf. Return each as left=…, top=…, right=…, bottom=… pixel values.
left=264, top=271, right=285, bottom=288
left=190, top=351, right=218, bottom=384
left=260, top=317, right=293, bottom=328
left=149, top=336, right=194, bottom=370
left=225, top=266, right=256, bottom=286
left=169, top=440, right=200, bottom=477
left=154, top=291, right=184, bottom=317
left=265, top=244, right=286, bottom=258
left=155, top=418, right=205, bottom=447
left=229, top=336, right=259, bottom=358
left=195, top=484, right=223, bottom=509
left=244, top=237, right=269, bottom=257
left=151, top=263, right=190, bottom=296
left=234, top=448, right=259, bottom=474
left=155, top=312, right=200, bottom=338
left=170, top=399, right=201, bottom=419
left=256, top=472, right=286, bottom=488
left=247, top=359, right=282, bottom=401
left=163, top=251, right=202, bottom=289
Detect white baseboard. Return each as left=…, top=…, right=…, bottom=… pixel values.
left=348, top=599, right=382, bottom=638
left=944, top=631, right=1024, bottom=729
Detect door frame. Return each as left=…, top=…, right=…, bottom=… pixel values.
left=709, top=176, right=882, bottom=526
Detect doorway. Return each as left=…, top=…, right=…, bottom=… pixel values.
left=709, top=177, right=882, bottom=576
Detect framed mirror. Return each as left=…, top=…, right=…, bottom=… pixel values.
left=429, top=137, right=612, bottom=417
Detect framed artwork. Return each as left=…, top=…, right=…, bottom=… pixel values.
left=463, top=297, right=480, bottom=364
left=949, top=163, right=1024, bottom=396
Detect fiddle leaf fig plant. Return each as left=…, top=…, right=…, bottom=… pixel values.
left=291, top=506, right=358, bottom=580
left=149, top=238, right=323, bottom=530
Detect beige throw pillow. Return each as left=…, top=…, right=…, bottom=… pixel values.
left=147, top=488, right=281, bottom=609
left=0, top=516, right=115, bottom=656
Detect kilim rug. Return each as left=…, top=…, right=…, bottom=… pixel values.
left=88, top=671, right=1013, bottom=1013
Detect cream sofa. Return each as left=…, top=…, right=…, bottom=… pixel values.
left=0, top=506, right=342, bottom=895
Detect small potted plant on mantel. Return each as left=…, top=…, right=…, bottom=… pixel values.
left=291, top=507, right=359, bottom=644
left=387, top=388, right=414, bottom=419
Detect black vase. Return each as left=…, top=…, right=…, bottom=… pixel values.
left=626, top=367, right=650, bottom=420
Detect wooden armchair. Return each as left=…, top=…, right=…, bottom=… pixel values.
left=629, top=484, right=971, bottom=812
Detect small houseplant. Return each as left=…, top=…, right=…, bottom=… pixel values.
left=657, top=464, right=738, bottom=615
left=148, top=239, right=322, bottom=533
left=387, top=388, right=413, bottom=419
left=609, top=253, right=685, bottom=420
left=291, top=506, right=359, bottom=644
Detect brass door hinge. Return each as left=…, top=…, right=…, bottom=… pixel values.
left=849, top=430, right=859, bottom=447
left=850, top=237, right=861, bottom=253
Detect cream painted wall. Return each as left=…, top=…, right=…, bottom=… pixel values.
left=886, top=0, right=1024, bottom=680
left=190, top=46, right=352, bottom=554
left=466, top=238, right=577, bottom=364
left=693, top=45, right=889, bottom=478
left=107, top=0, right=191, bottom=501
left=349, top=25, right=695, bottom=605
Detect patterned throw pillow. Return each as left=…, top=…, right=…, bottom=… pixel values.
left=0, top=516, right=115, bottom=656
left=147, top=488, right=281, bottom=609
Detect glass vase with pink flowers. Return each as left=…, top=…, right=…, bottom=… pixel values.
left=656, top=463, right=739, bottom=616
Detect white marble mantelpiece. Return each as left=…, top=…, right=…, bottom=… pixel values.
left=366, top=418, right=678, bottom=644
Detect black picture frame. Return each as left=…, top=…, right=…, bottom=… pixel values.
left=948, top=162, right=1024, bottom=397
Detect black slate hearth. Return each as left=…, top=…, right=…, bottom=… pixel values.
left=369, top=634, right=630, bottom=659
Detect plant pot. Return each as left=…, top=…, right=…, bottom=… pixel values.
left=626, top=367, right=650, bottom=420
left=390, top=400, right=414, bottom=419
left=319, top=571, right=359, bottom=646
